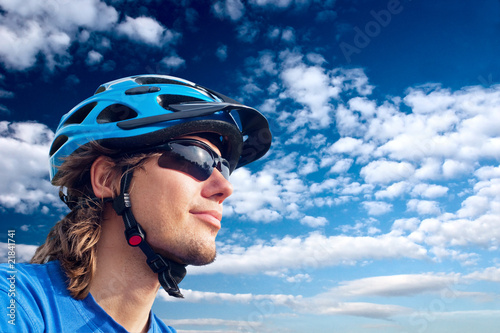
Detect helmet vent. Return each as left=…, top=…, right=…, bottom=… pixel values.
left=135, top=76, right=191, bottom=87
left=96, top=104, right=138, bottom=124
left=94, top=86, right=107, bottom=94
left=63, top=102, right=98, bottom=126
left=125, top=86, right=161, bottom=95
left=157, top=94, right=205, bottom=111
left=49, top=135, right=68, bottom=157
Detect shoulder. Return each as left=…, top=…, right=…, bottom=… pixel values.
left=0, top=262, right=49, bottom=332
left=0, top=261, right=60, bottom=297
left=1, top=260, right=59, bottom=278
left=0, top=260, right=66, bottom=295
left=0, top=261, right=68, bottom=332
left=150, top=312, right=177, bottom=333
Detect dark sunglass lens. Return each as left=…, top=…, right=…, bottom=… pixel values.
left=157, top=140, right=233, bottom=181
left=158, top=143, right=212, bottom=181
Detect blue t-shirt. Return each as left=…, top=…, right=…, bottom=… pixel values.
left=0, top=260, right=176, bottom=333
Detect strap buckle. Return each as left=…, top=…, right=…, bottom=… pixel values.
left=112, top=192, right=131, bottom=215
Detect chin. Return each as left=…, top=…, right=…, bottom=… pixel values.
left=155, top=232, right=217, bottom=265
left=178, top=245, right=217, bottom=266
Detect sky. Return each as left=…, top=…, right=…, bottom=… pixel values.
left=1, top=0, right=500, bottom=332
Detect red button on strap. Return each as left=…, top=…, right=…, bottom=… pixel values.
left=129, top=235, right=143, bottom=246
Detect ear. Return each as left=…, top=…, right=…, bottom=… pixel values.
left=90, top=156, right=118, bottom=199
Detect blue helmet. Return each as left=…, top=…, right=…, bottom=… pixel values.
left=49, top=75, right=272, bottom=182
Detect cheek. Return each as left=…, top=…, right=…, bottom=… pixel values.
left=129, top=166, right=200, bottom=231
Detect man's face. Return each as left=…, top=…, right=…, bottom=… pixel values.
left=128, top=135, right=233, bottom=266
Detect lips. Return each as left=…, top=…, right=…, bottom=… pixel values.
left=191, top=210, right=222, bottom=229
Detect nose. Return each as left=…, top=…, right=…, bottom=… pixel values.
left=202, top=169, right=233, bottom=203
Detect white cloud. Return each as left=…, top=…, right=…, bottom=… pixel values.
left=226, top=70, right=500, bottom=259
left=442, top=159, right=472, bottom=178
left=313, top=302, right=409, bottom=319
left=475, top=165, right=500, bottom=180
left=236, top=20, right=259, bottom=43
left=327, top=137, right=375, bottom=162
left=0, top=0, right=118, bottom=70
left=327, top=137, right=361, bottom=153
left=159, top=288, right=300, bottom=306
left=249, top=0, right=294, bottom=8
left=465, top=266, right=500, bottom=282
left=280, top=64, right=337, bottom=129
left=309, top=178, right=340, bottom=194
left=225, top=150, right=329, bottom=223
left=403, top=85, right=456, bottom=114
left=159, top=54, right=186, bottom=71
left=241, top=81, right=263, bottom=96
left=241, top=50, right=375, bottom=133
left=341, top=182, right=373, bottom=196
left=0, top=0, right=186, bottom=71
left=212, top=0, right=246, bottom=21
left=457, top=195, right=490, bottom=218
left=267, top=26, right=281, bottom=40
left=407, top=199, right=441, bottom=215
left=338, top=67, right=375, bottom=96
left=0, top=0, right=118, bottom=31
left=0, top=88, right=14, bottom=99
left=375, top=181, right=409, bottom=200
left=457, top=178, right=500, bottom=218
left=247, top=208, right=282, bottom=222
left=391, top=217, right=420, bottom=233
left=284, top=273, right=312, bottom=283
left=85, top=50, right=103, bottom=66
left=116, top=16, right=178, bottom=46
left=414, top=158, right=442, bottom=180
left=259, top=98, right=278, bottom=114
left=360, top=160, right=415, bottom=184
left=167, top=317, right=262, bottom=329
left=158, top=268, right=496, bottom=321
left=226, top=168, right=283, bottom=222
left=0, top=104, right=10, bottom=114
left=298, top=157, right=318, bottom=175
left=409, top=214, right=500, bottom=248
left=216, top=44, right=228, bottom=61
left=329, top=272, right=460, bottom=298
left=305, top=52, right=326, bottom=65
left=348, top=96, right=377, bottom=118
left=281, top=27, right=295, bottom=42
left=362, top=201, right=393, bottom=215
left=0, top=21, right=49, bottom=70
left=161, top=286, right=409, bottom=320
left=190, top=232, right=427, bottom=275
left=277, top=51, right=373, bottom=131
left=344, top=86, right=500, bottom=190
left=247, top=50, right=278, bottom=77
left=338, top=218, right=380, bottom=236
left=329, top=158, right=353, bottom=174
left=0, top=122, right=63, bottom=213
left=411, top=183, right=449, bottom=199
left=300, top=215, right=328, bottom=227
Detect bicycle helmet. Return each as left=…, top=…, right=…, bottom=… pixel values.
left=49, top=74, right=272, bottom=182
left=48, top=74, right=272, bottom=298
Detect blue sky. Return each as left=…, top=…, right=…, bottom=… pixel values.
left=1, top=0, right=500, bottom=332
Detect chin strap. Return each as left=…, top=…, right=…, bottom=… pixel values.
left=111, top=167, right=187, bottom=298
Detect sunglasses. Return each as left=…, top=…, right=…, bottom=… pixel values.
left=155, top=139, right=231, bottom=181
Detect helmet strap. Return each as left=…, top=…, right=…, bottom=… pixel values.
left=112, top=166, right=186, bottom=298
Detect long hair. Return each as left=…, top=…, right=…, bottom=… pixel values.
left=31, top=142, right=155, bottom=300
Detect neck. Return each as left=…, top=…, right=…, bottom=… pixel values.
left=89, top=208, right=160, bottom=333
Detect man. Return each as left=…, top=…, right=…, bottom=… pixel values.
left=0, top=75, right=271, bottom=332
